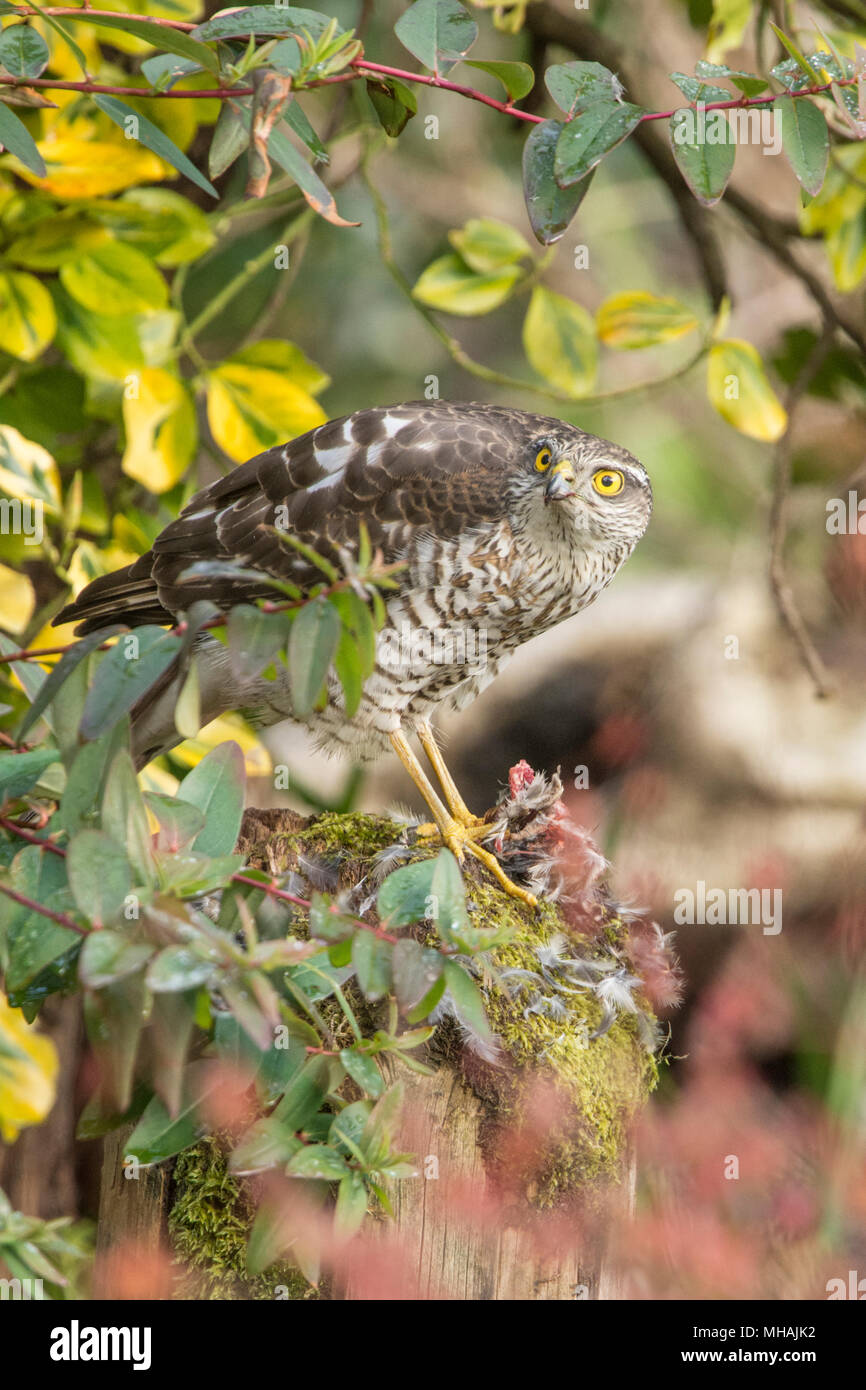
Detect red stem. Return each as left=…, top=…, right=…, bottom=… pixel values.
left=1, top=10, right=855, bottom=123
left=0, top=879, right=86, bottom=934
left=0, top=816, right=65, bottom=855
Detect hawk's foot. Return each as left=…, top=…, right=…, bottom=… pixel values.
left=417, top=817, right=538, bottom=909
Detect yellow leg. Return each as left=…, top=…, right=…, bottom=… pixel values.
left=389, top=728, right=537, bottom=909
left=416, top=721, right=480, bottom=827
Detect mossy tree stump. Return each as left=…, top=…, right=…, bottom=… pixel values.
left=98, top=806, right=656, bottom=1300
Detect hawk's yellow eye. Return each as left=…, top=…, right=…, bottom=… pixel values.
left=535, top=448, right=552, bottom=472
left=592, top=468, right=624, bottom=496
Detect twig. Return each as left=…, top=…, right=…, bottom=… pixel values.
left=0, top=879, right=86, bottom=934
left=768, top=325, right=836, bottom=698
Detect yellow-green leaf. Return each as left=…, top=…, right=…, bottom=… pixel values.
left=53, top=286, right=145, bottom=382
left=0, top=425, right=61, bottom=512
left=5, top=213, right=110, bottom=269
left=522, top=285, right=598, bottom=397
left=0, top=564, right=35, bottom=633
left=11, top=135, right=167, bottom=199
left=707, top=0, right=754, bottom=64
left=0, top=270, right=56, bottom=361
left=122, top=368, right=197, bottom=493
left=596, top=290, right=699, bottom=349
left=412, top=252, right=522, bottom=316
left=448, top=218, right=531, bottom=274
left=206, top=362, right=327, bottom=464
left=60, top=241, right=168, bottom=316
left=0, top=993, right=59, bottom=1143
left=225, top=339, right=330, bottom=396
left=707, top=339, right=787, bottom=441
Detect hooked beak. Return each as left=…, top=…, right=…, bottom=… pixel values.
left=544, top=459, right=576, bottom=503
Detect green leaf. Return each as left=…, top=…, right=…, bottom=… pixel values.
left=728, top=73, right=768, bottom=97
left=522, top=119, right=595, bottom=245
left=394, top=0, right=477, bottom=77
left=74, top=11, right=220, bottom=75
left=209, top=100, right=249, bottom=180
left=669, top=107, right=735, bottom=206
left=79, top=627, right=183, bottom=742
left=430, top=848, right=469, bottom=943
left=124, top=1061, right=221, bottom=1165
left=352, top=931, right=392, bottom=1001
left=448, top=217, right=531, bottom=273
left=2, top=845, right=79, bottom=1000
left=360, top=1081, right=403, bottom=1163
left=67, top=830, right=132, bottom=928
left=146, top=945, right=215, bottom=993
left=92, top=95, right=218, bottom=200
left=83, top=972, right=146, bottom=1110
left=412, top=253, right=522, bottom=315
left=464, top=58, right=534, bottom=102
left=392, top=938, right=443, bottom=1013
left=282, top=97, right=328, bottom=163
left=335, top=1170, right=368, bottom=1234
left=775, top=96, right=828, bottom=197
left=365, top=77, right=417, bottom=138
left=596, top=290, right=700, bottom=349
left=545, top=60, right=620, bottom=116
left=289, top=599, right=341, bottom=717
left=769, top=23, right=820, bottom=85
left=272, top=1054, right=331, bottom=1130
left=230, top=1115, right=302, bottom=1173
left=340, top=1047, right=384, bottom=1098
left=286, top=1143, right=349, bottom=1181
left=707, top=339, right=788, bottom=442
left=194, top=7, right=337, bottom=42
left=0, top=748, right=60, bottom=802
left=226, top=605, right=291, bottom=682
left=144, top=793, right=204, bottom=853
left=78, top=927, right=151, bottom=989
left=442, top=959, right=493, bottom=1046
left=265, top=121, right=359, bottom=227
left=554, top=100, right=644, bottom=187
left=58, top=723, right=128, bottom=835
left=176, top=741, right=246, bottom=857
left=523, top=285, right=597, bottom=397
left=60, top=242, right=168, bottom=317
left=0, top=99, right=45, bottom=177
left=0, top=24, right=49, bottom=78
left=669, top=72, right=732, bottom=104
left=17, top=627, right=122, bottom=741
left=377, top=858, right=437, bottom=927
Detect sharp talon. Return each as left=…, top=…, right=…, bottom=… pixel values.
left=440, top=820, right=537, bottom=908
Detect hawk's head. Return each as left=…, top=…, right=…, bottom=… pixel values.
left=513, top=423, right=652, bottom=549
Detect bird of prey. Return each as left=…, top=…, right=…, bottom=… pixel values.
left=57, top=400, right=652, bottom=905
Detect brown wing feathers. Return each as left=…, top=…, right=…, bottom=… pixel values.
left=56, top=402, right=528, bottom=637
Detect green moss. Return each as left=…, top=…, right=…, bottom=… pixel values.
left=456, top=874, right=658, bottom=1204
left=168, top=1137, right=314, bottom=1301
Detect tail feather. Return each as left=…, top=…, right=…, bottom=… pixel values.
left=54, top=554, right=172, bottom=635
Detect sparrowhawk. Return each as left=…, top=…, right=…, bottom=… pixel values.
left=57, top=400, right=652, bottom=905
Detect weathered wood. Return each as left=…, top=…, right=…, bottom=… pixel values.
left=346, top=1062, right=601, bottom=1300
left=96, top=1125, right=172, bottom=1256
